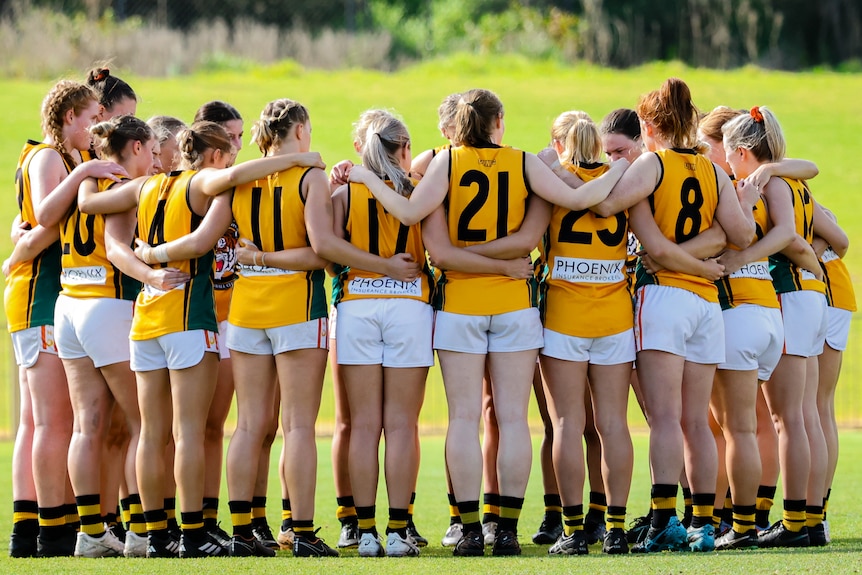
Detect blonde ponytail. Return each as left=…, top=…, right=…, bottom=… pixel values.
left=360, top=111, right=413, bottom=197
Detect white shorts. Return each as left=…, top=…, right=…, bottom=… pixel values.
left=336, top=299, right=434, bottom=368
left=718, top=304, right=783, bottom=381
left=433, top=308, right=543, bottom=354
left=226, top=318, right=328, bottom=355
left=130, top=330, right=220, bottom=371
left=778, top=290, right=828, bottom=357
left=541, top=328, right=635, bottom=366
left=10, top=325, right=58, bottom=368
left=825, top=306, right=852, bottom=352
left=634, top=285, right=725, bottom=364
left=54, top=295, right=132, bottom=368
left=218, top=320, right=231, bottom=360
left=329, top=306, right=338, bottom=342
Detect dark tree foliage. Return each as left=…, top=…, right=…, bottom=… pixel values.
left=10, top=0, right=862, bottom=68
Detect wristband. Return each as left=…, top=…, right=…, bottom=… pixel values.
left=253, top=252, right=259, bottom=267
left=152, top=244, right=170, bottom=263
left=261, top=252, right=267, bottom=267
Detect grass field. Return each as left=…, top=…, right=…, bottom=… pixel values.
left=0, top=432, right=861, bottom=573
left=0, top=56, right=860, bottom=432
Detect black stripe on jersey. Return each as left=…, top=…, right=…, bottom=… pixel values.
left=297, top=167, right=311, bottom=205
left=273, top=185, right=284, bottom=251
left=652, top=152, right=665, bottom=194
left=25, top=257, right=39, bottom=324
left=822, top=262, right=834, bottom=306
left=183, top=258, right=197, bottom=328
left=113, top=262, right=122, bottom=298
left=344, top=183, right=352, bottom=242
left=305, top=270, right=313, bottom=321
left=522, top=152, right=534, bottom=196
left=716, top=276, right=734, bottom=309
left=250, top=186, right=263, bottom=249
left=497, top=171, right=509, bottom=239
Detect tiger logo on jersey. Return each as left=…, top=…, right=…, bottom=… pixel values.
left=214, top=221, right=239, bottom=292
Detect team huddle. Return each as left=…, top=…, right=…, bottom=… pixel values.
left=4, top=68, right=854, bottom=560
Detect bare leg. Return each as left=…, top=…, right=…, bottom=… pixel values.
left=588, top=362, right=634, bottom=510
left=343, top=364, right=384, bottom=510
left=226, top=352, right=277, bottom=503
left=803, top=356, right=827, bottom=510
left=29, top=353, right=73, bottom=509
left=169, top=353, right=219, bottom=513
left=761, top=355, right=809, bottom=502
left=275, top=349, right=327, bottom=523
left=817, top=345, right=842, bottom=494
left=487, top=350, right=537, bottom=500
left=711, top=369, right=760, bottom=508
left=383, top=367, right=427, bottom=510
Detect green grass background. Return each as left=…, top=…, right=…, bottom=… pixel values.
left=0, top=56, right=860, bottom=435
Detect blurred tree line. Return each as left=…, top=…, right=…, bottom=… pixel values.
left=4, top=0, right=861, bottom=69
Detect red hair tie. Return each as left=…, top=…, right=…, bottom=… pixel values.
left=750, top=106, right=764, bottom=123
left=92, top=68, right=109, bottom=82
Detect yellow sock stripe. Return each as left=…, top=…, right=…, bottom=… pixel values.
left=388, top=519, right=408, bottom=531
left=563, top=513, right=584, bottom=537
left=732, top=512, right=756, bottom=534
left=232, top=511, right=252, bottom=528
left=336, top=506, right=355, bottom=520
left=546, top=505, right=563, bottom=513
left=203, top=508, right=218, bottom=520
left=78, top=504, right=102, bottom=520
left=692, top=504, right=712, bottom=519
left=182, top=520, right=205, bottom=531
left=805, top=512, right=823, bottom=527
left=282, top=509, right=293, bottom=521
left=449, top=505, right=460, bottom=518
left=407, top=502, right=415, bottom=516
left=64, top=512, right=79, bottom=524
left=122, top=508, right=132, bottom=524
left=39, top=516, right=65, bottom=527
left=146, top=520, right=168, bottom=531
left=460, top=510, right=480, bottom=526
left=651, top=497, right=676, bottom=511
left=755, top=497, right=774, bottom=511
left=81, top=521, right=105, bottom=536
left=165, top=508, right=176, bottom=520
left=251, top=508, right=266, bottom=520
left=358, top=517, right=376, bottom=531
left=294, top=525, right=314, bottom=535
left=782, top=509, right=806, bottom=532
left=13, top=511, right=38, bottom=523
left=606, top=514, right=625, bottom=530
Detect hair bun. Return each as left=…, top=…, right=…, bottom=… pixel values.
left=89, top=68, right=110, bottom=83
left=750, top=106, right=764, bottom=123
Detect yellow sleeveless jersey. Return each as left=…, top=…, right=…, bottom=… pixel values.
left=130, top=170, right=217, bottom=340
left=635, top=149, right=720, bottom=302
left=229, top=167, right=327, bottom=328
left=333, top=180, right=434, bottom=305
left=5, top=141, right=66, bottom=332
left=436, top=144, right=537, bottom=315
left=213, top=221, right=238, bottom=322
left=768, top=178, right=826, bottom=295
left=716, top=196, right=778, bottom=310
left=540, top=162, right=632, bottom=337
left=822, top=248, right=856, bottom=312
left=59, top=177, right=140, bottom=300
